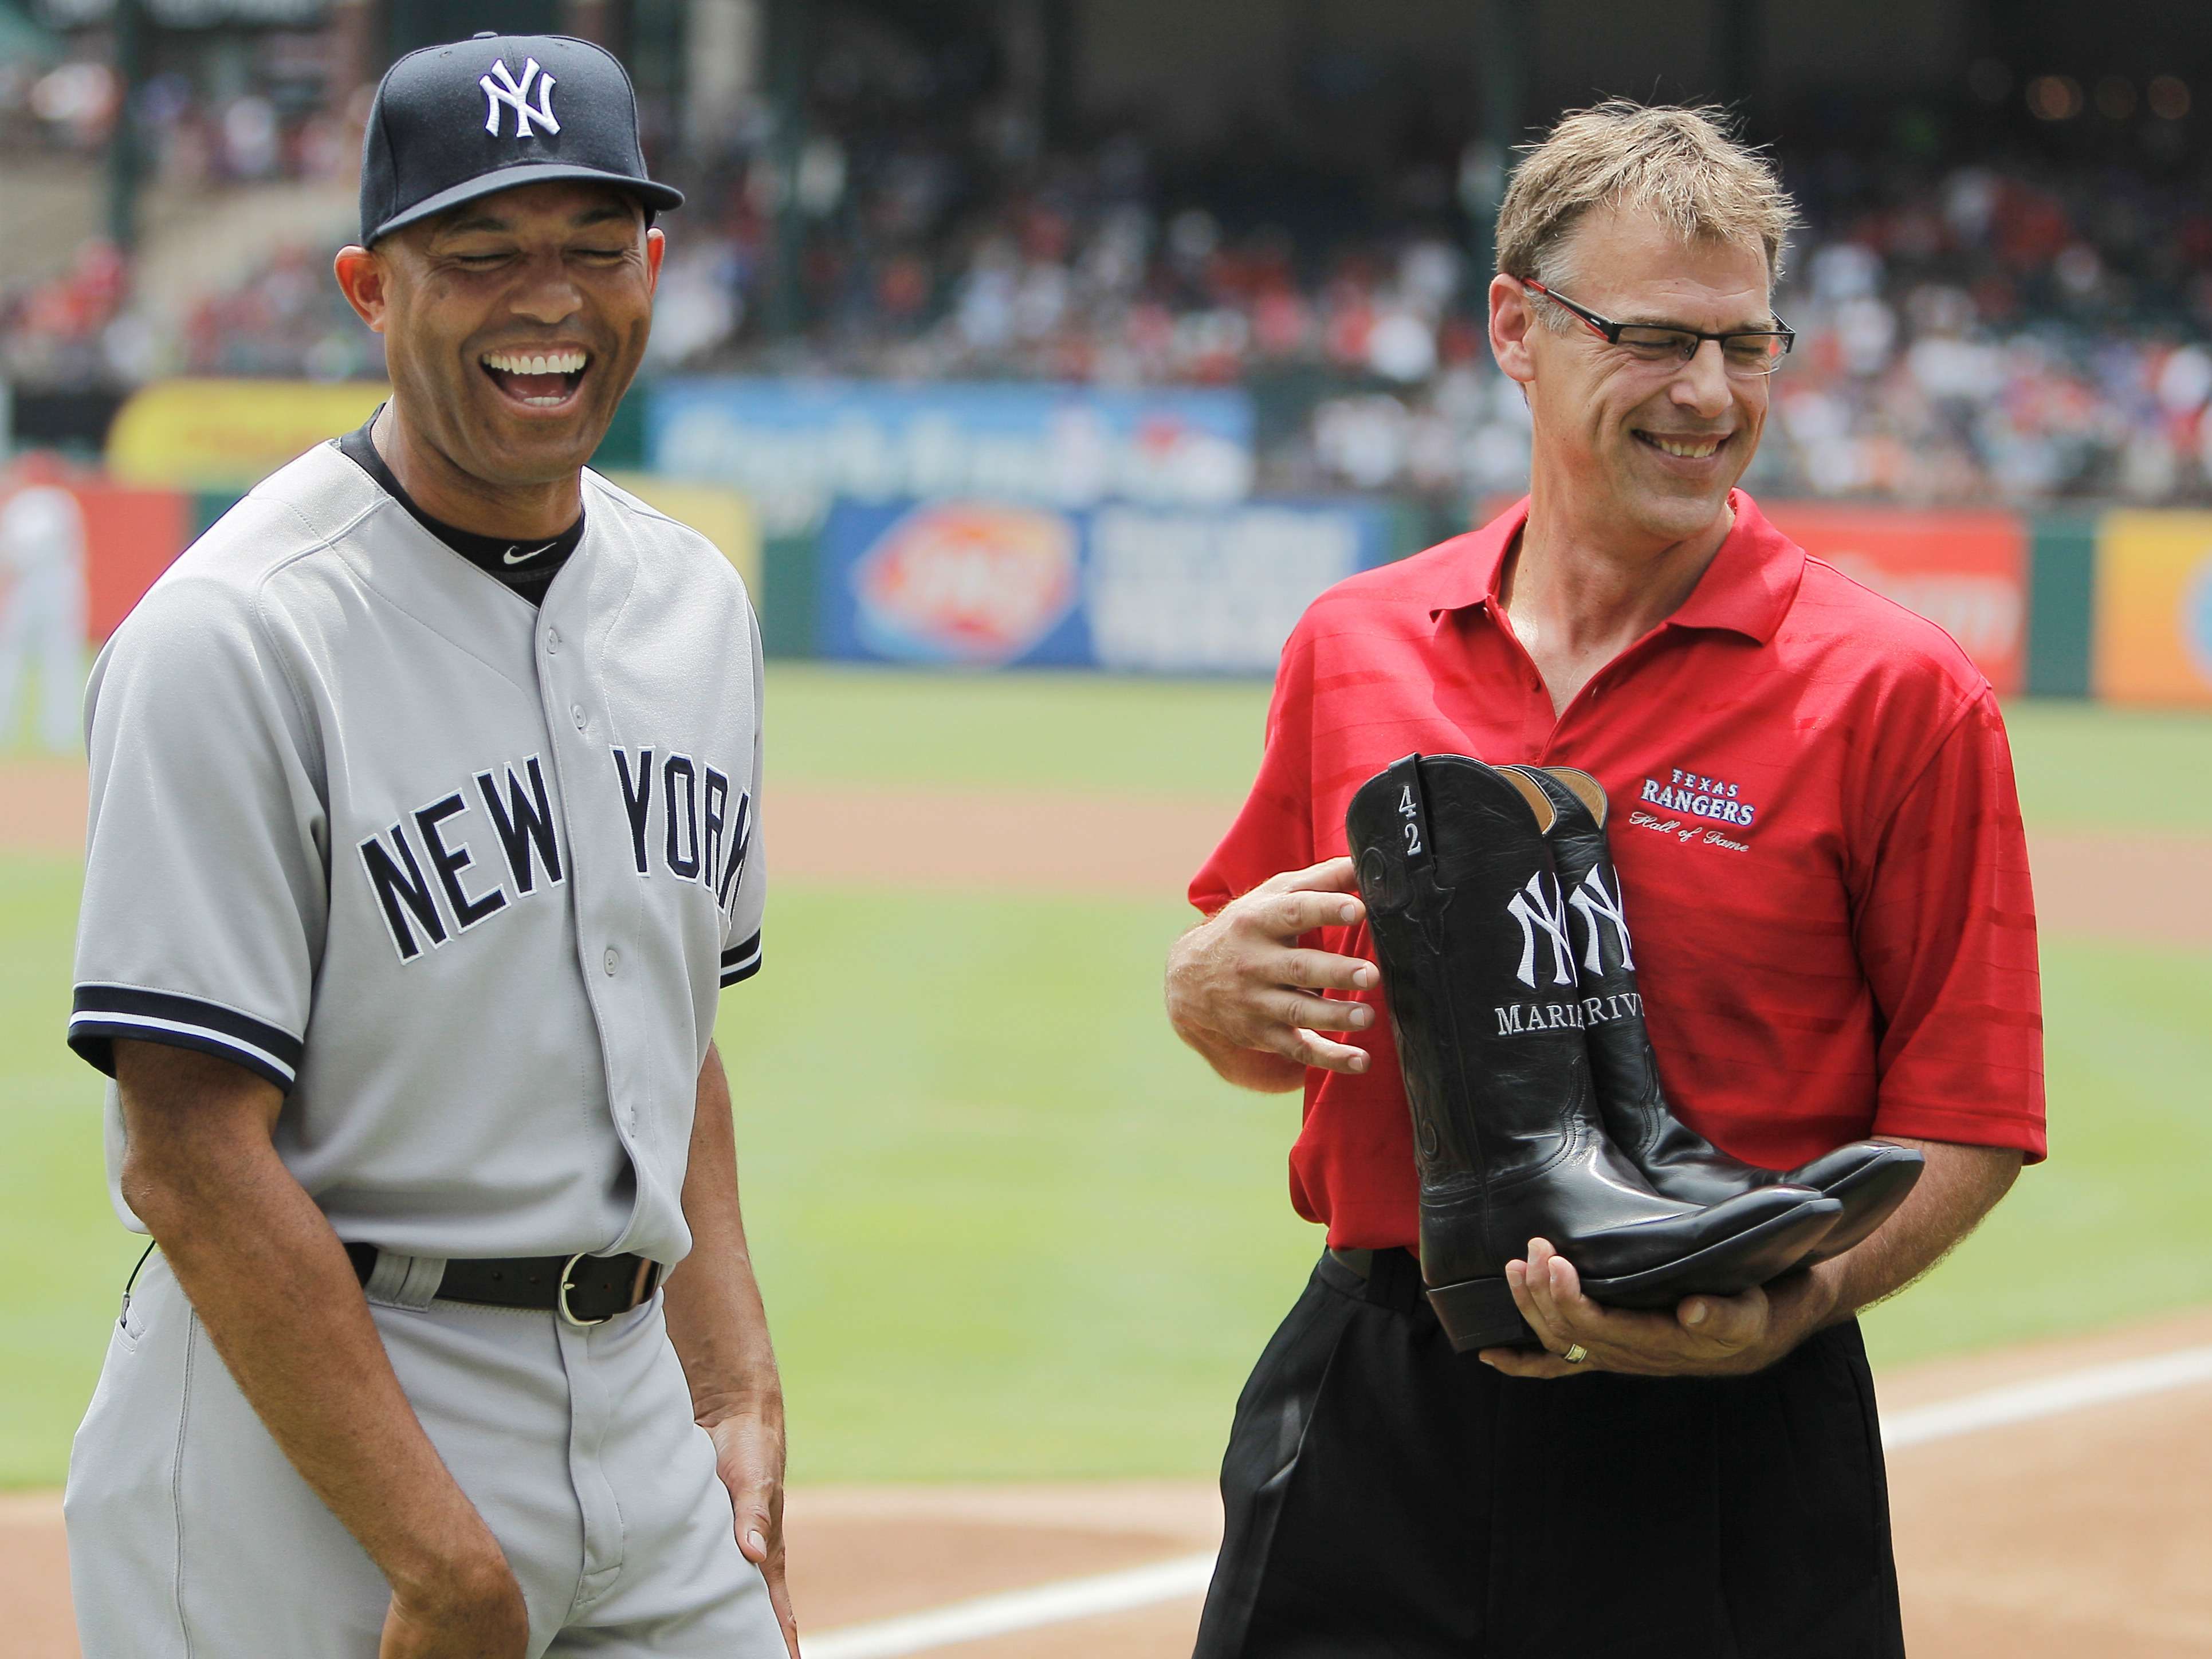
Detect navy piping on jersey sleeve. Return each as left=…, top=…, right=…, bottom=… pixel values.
left=719, top=930, right=763, bottom=988
left=68, top=984, right=304, bottom=1092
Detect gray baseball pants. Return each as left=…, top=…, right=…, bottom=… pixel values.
left=65, top=1250, right=785, bottom=1657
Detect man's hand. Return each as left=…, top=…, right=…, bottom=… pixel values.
left=1166, top=856, right=1378, bottom=1088
left=379, top=1552, right=530, bottom=1658
left=704, top=1405, right=799, bottom=1658
left=1476, top=1238, right=1833, bottom=1380
left=1477, top=1141, right=2023, bottom=1380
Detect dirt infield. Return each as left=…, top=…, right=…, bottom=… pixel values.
left=6, top=764, right=2209, bottom=944
left=6, top=1310, right=2212, bottom=1657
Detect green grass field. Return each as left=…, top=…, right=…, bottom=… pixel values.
left=3, top=676, right=2209, bottom=1487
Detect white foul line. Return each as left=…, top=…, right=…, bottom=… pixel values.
left=803, top=1342, right=2212, bottom=1659
left=1878, top=1342, right=2212, bottom=1449
left=804, top=1552, right=1217, bottom=1659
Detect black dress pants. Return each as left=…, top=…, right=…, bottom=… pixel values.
left=1194, top=1249, right=1905, bottom=1659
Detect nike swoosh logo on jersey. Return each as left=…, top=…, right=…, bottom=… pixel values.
left=503, top=541, right=559, bottom=565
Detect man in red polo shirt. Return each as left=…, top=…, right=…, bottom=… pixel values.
left=1167, top=101, right=2043, bottom=1658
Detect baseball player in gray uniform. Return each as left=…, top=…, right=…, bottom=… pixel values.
left=63, top=34, right=796, bottom=1659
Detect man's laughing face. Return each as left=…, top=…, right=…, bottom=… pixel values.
left=352, top=179, right=662, bottom=490
left=1513, top=206, right=1774, bottom=551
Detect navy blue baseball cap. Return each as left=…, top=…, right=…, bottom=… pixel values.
left=359, top=32, right=683, bottom=245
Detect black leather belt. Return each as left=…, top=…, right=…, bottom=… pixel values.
left=1324, top=1245, right=1435, bottom=1319
left=345, top=1243, right=663, bottom=1327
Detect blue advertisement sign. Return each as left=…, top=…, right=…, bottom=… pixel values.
left=647, top=379, right=1255, bottom=536
left=818, top=497, right=1392, bottom=675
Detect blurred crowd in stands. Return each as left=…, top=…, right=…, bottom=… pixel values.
left=1, top=45, right=353, bottom=181
left=8, top=34, right=2212, bottom=508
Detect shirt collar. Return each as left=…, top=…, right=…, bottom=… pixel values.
left=1428, top=489, right=1804, bottom=646
left=1423, top=496, right=1526, bottom=619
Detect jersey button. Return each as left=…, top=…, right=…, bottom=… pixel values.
left=571, top=703, right=588, bottom=731
left=603, top=947, right=620, bottom=974
left=545, top=628, right=561, bottom=655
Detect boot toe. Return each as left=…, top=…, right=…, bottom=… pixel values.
left=1791, top=1143, right=1926, bottom=1261
left=1578, top=1190, right=1843, bottom=1308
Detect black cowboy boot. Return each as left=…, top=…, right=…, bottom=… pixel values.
left=1345, top=753, right=1841, bottom=1353
left=1506, top=765, right=1923, bottom=1263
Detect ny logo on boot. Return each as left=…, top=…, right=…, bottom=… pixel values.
left=1505, top=871, right=1575, bottom=990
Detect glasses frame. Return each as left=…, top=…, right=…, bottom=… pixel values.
left=1520, top=278, right=1795, bottom=375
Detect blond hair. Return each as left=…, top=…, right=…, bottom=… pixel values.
left=1495, top=100, right=1795, bottom=313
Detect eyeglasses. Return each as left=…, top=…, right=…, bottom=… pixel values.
left=1521, top=278, right=1794, bottom=378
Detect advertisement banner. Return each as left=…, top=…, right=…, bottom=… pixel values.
left=2091, top=511, right=2212, bottom=707
left=107, top=379, right=390, bottom=490
left=1085, top=503, right=1381, bottom=673
left=79, top=485, right=194, bottom=640
left=1758, top=505, right=2029, bottom=694
left=818, top=497, right=1389, bottom=674
left=649, top=379, right=1255, bottom=538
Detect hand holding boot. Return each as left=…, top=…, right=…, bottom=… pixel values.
left=1480, top=1236, right=1837, bottom=1379
left=1483, top=1135, right=2025, bottom=1378
left=1166, top=856, right=1380, bottom=1086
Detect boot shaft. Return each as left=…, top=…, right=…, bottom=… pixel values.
left=1509, top=765, right=1692, bottom=1161
left=1345, top=754, right=1605, bottom=1195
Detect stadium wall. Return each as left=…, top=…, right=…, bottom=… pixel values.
left=27, top=377, right=2212, bottom=706
left=49, top=474, right=2198, bottom=707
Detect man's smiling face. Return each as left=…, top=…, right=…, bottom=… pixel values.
left=359, top=179, right=663, bottom=490
left=1517, top=206, right=1774, bottom=549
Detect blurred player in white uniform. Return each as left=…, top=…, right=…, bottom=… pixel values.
left=0, top=453, right=88, bottom=753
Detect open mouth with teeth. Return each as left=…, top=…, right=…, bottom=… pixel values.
left=1635, top=430, right=1728, bottom=462
left=480, top=348, right=590, bottom=409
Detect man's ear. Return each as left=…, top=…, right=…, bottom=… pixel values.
left=332, top=245, right=390, bottom=334
left=644, top=226, right=665, bottom=293
left=1489, top=272, right=1538, bottom=388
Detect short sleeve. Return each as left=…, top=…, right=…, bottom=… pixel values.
left=1189, top=616, right=1318, bottom=915
left=717, top=604, right=765, bottom=989
left=69, top=575, right=327, bottom=1092
left=1855, top=687, right=2046, bottom=1158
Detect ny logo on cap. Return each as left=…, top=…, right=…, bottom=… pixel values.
left=481, top=57, right=559, bottom=139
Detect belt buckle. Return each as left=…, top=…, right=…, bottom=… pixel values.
left=557, top=1252, right=608, bottom=1328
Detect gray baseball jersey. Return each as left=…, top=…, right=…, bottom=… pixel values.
left=69, top=439, right=765, bottom=1268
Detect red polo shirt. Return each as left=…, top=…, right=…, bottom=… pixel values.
left=1191, top=491, right=2045, bottom=1251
